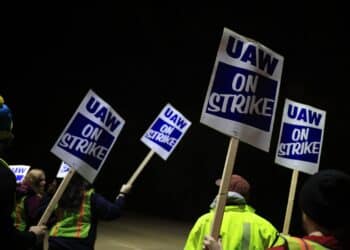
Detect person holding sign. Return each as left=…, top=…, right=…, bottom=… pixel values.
left=39, top=173, right=131, bottom=250
left=13, top=168, right=47, bottom=231
left=184, top=175, right=279, bottom=250
left=0, top=95, right=47, bottom=250
left=204, top=169, right=350, bottom=250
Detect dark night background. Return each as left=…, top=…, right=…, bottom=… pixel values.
left=2, top=3, right=349, bottom=237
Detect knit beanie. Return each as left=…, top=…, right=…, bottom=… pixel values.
left=299, top=169, right=350, bottom=229
left=0, top=163, right=17, bottom=215
left=0, top=95, right=14, bottom=142
left=216, top=174, right=250, bottom=200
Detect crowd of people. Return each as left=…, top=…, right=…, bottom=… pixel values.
left=0, top=95, right=131, bottom=250
left=0, top=95, right=47, bottom=249
left=1, top=92, right=350, bottom=250
left=202, top=169, right=350, bottom=250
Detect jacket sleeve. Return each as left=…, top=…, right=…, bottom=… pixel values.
left=184, top=215, right=208, bottom=250
left=91, top=192, right=126, bottom=220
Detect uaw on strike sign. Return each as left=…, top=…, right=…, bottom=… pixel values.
left=201, top=27, right=284, bottom=152
left=275, top=99, right=326, bottom=174
left=141, top=103, right=191, bottom=160
left=51, top=90, right=125, bottom=183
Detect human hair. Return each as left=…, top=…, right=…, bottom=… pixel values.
left=58, top=173, right=91, bottom=212
left=24, top=168, right=46, bottom=195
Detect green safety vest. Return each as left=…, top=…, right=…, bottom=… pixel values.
left=274, top=234, right=331, bottom=250
left=50, top=189, right=94, bottom=238
left=184, top=205, right=279, bottom=250
left=12, top=196, right=27, bottom=231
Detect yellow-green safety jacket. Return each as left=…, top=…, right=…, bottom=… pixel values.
left=184, top=204, right=279, bottom=250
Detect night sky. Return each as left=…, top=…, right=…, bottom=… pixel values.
left=2, top=4, right=349, bottom=236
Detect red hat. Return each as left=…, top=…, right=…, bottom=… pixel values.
left=216, top=174, right=250, bottom=199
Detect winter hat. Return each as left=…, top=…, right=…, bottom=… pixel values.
left=299, top=169, right=350, bottom=229
left=216, top=174, right=250, bottom=200
left=0, top=95, right=14, bottom=142
left=0, top=164, right=17, bottom=215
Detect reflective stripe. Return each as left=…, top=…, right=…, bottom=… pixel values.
left=241, top=222, right=251, bottom=249
left=12, top=196, right=27, bottom=231
left=76, top=190, right=87, bottom=238
left=52, top=220, right=61, bottom=236
left=294, top=237, right=308, bottom=250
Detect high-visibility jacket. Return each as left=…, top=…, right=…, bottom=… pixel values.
left=270, top=234, right=331, bottom=250
left=184, top=205, right=279, bottom=250
left=50, top=189, right=94, bottom=238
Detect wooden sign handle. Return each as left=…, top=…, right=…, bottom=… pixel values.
left=210, top=137, right=239, bottom=239
left=38, top=168, right=76, bottom=225
left=126, top=150, right=155, bottom=186
left=282, top=169, right=299, bottom=234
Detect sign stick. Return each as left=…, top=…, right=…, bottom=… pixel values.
left=38, top=168, right=76, bottom=225
left=126, top=150, right=155, bottom=186
left=282, top=169, right=299, bottom=234
left=210, top=137, right=239, bottom=239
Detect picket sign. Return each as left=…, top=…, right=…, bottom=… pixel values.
left=200, top=27, right=284, bottom=239
left=123, top=103, right=190, bottom=187
left=38, top=90, right=126, bottom=250
left=275, top=99, right=326, bottom=233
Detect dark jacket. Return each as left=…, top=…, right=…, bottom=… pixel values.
left=0, top=158, right=39, bottom=250
left=1, top=214, right=38, bottom=250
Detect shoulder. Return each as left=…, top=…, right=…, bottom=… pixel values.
left=0, top=158, right=9, bottom=168
left=194, top=212, right=212, bottom=224
left=270, top=234, right=331, bottom=250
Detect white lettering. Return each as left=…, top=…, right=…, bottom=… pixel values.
left=58, top=133, right=108, bottom=160
left=278, top=141, right=320, bottom=156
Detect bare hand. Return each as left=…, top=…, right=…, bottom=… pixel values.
left=120, top=183, right=132, bottom=194
left=29, top=225, right=47, bottom=240
left=203, top=235, right=222, bottom=250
